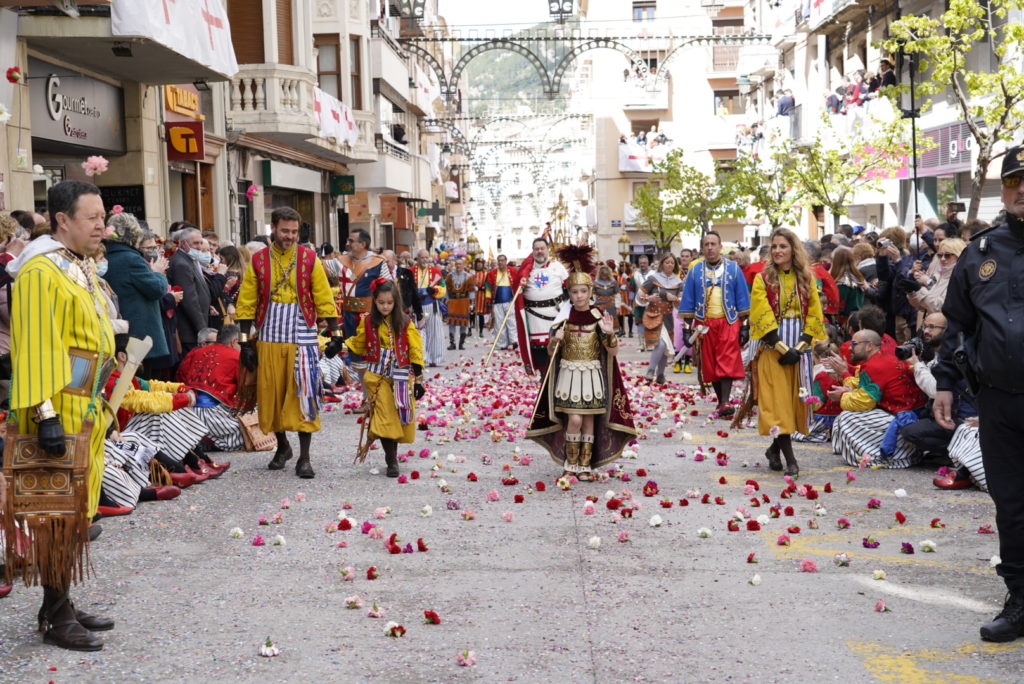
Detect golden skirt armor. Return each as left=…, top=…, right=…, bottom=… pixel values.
left=554, top=321, right=605, bottom=414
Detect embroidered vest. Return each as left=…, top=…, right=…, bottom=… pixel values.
left=762, top=272, right=810, bottom=321
left=361, top=314, right=410, bottom=367
left=252, top=245, right=319, bottom=328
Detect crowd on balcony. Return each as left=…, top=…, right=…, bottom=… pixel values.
left=825, top=59, right=898, bottom=115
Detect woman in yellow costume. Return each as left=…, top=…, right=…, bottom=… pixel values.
left=344, top=279, right=425, bottom=477
left=741, top=228, right=827, bottom=478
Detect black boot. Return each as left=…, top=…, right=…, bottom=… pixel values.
left=459, top=333, right=466, bottom=350
left=268, top=433, right=293, bottom=470
left=778, top=435, right=799, bottom=479
left=981, top=591, right=1024, bottom=642
left=295, top=433, right=314, bottom=479
left=448, top=335, right=456, bottom=351
left=39, top=587, right=104, bottom=652
left=382, top=438, right=399, bottom=477
left=38, top=601, right=114, bottom=633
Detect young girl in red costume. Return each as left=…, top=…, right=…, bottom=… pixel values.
left=343, top=279, right=425, bottom=477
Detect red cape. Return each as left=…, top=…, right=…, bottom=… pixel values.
left=514, top=254, right=535, bottom=374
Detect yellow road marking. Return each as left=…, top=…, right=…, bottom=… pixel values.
left=846, top=639, right=1022, bottom=683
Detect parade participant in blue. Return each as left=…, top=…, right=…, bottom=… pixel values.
left=415, top=249, right=447, bottom=366
left=678, top=231, right=751, bottom=417
left=486, top=254, right=519, bottom=351
left=337, top=228, right=391, bottom=340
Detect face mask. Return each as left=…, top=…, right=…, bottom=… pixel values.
left=96, top=261, right=109, bottom=277
left=193, top=250, right=213, bottom=266
left=908, top=234, right=922, bottom=251
left=144, top=250, right=160, bottom=261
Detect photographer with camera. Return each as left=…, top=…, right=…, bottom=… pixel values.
left=898, top=314, right=977, bottom=482
left=829, top=329, right=926, bottom=468
left=907, top=239, right=966, bottom=328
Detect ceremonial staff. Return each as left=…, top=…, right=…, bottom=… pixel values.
left=483, top=283, right=524, bottom=366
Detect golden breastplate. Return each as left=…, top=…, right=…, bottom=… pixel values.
left=561, top=322, right=601, bottom=361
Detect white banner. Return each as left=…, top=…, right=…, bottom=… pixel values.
left=313, top=87, right=359, bottom=147
left=413, top=63, right=439, bottom=115
left=111, top=0, right=238, bottom=78
left=617, top=140, right=671, bottom=173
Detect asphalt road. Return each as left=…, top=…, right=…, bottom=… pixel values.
left=2, top=331, right=1022, bottom=683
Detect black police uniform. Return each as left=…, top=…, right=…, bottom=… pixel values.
left=934, top=212, right=1024, bottom=603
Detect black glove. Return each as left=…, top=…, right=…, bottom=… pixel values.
left=739, top=325, right=750, bottom=346
left=412, top=363, right=423, bottom=377
left=778, top=348, right=801, bottom=366
left=240, top=340, right=258, bottom=372
left=324, top=337, right=345, bottom=359
left=414, top=383, right=426, bottom=400
left=37, top=416, right=66, bottom=456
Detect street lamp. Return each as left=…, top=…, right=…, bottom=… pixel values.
left=548, top=0, right=574, bottom=23
left=618, top=233, right=631, bottom=260
left=466, top=234, right=481, bottom=258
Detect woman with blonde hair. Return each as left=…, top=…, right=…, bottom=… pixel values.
left=741, top=228, right=827, bottom=477
left=908, top=237, right=966, bottom=322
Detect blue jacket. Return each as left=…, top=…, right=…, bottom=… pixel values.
left=103, top=240, right=170, bottom=359
left=678, top=259, right=750, bottom=324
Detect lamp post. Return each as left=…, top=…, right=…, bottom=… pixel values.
left=618, top=233, right=632, bottom=262
left=466, top=233, right=481, bottom=260
left=897, top=44, right=921, bottom=220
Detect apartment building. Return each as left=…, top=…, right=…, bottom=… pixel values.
left=573, top=0, right=751, bottom=261
left=0, top=0, right=238, bottom=232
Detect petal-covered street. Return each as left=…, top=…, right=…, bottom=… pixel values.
left=1, top=336, right=1020, bottom=683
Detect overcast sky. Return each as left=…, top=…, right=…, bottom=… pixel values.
left=436, top=0, right=551, bottom=28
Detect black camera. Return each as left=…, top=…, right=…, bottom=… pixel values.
left=895, top=337, right=925, bottom=361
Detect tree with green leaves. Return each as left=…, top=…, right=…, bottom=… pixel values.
left=631, top=149, right=743, bottom=253
left=728, top=148, right=803, bottom=231
left=783, top=113, right=916, bottom=229
left=883, top=0, right=1024, bottom=219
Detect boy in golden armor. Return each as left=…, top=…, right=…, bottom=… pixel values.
left=527, top=245, right=637, bottom=481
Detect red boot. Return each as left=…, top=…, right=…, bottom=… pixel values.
left=184, top=465, right=211, bottom=483
left=0, top=584, right=12, bottom=598
left=95, top=505, right=134, bottom=517
left=153, top=485, right=182, bottom=501
left=169, top=471, right=197, bottom=488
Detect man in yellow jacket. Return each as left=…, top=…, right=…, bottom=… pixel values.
left=5, top=180, right=115, bottom=651
left=235, top=207, right=341, bottom=478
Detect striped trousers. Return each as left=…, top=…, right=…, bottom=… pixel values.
left=831, top=409, right=919, bottom=469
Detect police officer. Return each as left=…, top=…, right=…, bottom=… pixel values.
left=934, top=145, right=1024, bottom=643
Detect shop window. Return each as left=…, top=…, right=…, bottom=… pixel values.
left=713, top=89, right=744, bottom=115
left=315, top=34, right=342, bottom=99
left=350, top=37, right=364, bottom=110
left=632, top=0, right=655, bottom=22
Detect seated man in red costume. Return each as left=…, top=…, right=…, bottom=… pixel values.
left=177, top=323, right=245, bottom=453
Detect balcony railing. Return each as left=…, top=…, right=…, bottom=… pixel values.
left=375, top=134, right=411, bottom=161
left=371, top=20, right=407, bottom=62
left=230, top=64, right=315, bottom=119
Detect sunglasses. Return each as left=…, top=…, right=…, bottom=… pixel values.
left=936, top=252, right=957, bottom=259
left=1004, top=175, right=1023, bottom=188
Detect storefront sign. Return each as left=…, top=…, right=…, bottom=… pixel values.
left=262, top=160, right=321, bottom=192
left=919, top=121, right=974, bottom=177
left=165, top=121, right=205, bottom=161
left=99, top=185, right=145, bottom=219
left=164, top=84, right=204, bottom=120
left=330, top=175, right=355, bottom=196
left=29, top=58, right=125, bottom=154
